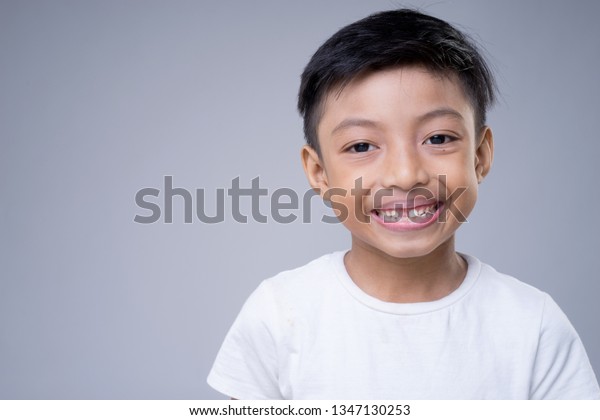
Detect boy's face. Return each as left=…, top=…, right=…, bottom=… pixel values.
left=302, top=66, right=493, bottom=259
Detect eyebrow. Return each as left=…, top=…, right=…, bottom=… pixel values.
left=416, top=107, right=465, bottom=123
left=330, top=118, right=380, bottom=136
left=330, top=107, right=465, bottom=136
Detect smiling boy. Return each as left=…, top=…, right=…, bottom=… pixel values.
left=207, top=9, right=600, bottom=399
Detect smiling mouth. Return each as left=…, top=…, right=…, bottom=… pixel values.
left=372, top=202, right=441, bottom=223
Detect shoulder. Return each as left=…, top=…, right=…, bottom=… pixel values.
left=465, top=254, right=549, bottom=316
left=266, top=250, right=343, bottom=283
left=235, top=250, right=346, bottom=327
left=473, top=258, right=582, bottom=333
left=465, top=255, right=600, bottom=399
left=256, top=250, right=345, bottom=301
left=206, top=251, right=347, bottom=399
left=471, top=258, right=571, bottom=339
left=459, top=255, right=552, bottom=345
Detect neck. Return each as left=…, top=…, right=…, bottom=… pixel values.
left=344, top=237, right=467, bottom=303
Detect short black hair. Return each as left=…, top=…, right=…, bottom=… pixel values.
left=298, top=9, right=497, bottom=155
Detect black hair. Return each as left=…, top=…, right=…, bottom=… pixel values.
left=298, top=9, right=497, bottom=155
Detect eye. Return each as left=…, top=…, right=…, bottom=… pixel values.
left=347, top=142, right=375, bottom=153
left=424, top=134, right=456, bottom=145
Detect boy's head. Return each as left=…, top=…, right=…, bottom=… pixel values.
left=298, top=9, right=497, bottom=259
left=298, top=9, right=496, bottom=156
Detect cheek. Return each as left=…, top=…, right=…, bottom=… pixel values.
left=439, top=162, right=480, bottom=222
left=446, top=178, right=478, bottom=223
left=328, top=190, right=371, bottom=225
left=320, top=161, right=366, bottom=222
left=325, top=166, right=372, bottom=199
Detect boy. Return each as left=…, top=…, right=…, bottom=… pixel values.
left=207, top=9, right=600, bottom=399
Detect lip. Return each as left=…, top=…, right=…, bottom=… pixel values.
left=371, top=202, right=444, bottom=232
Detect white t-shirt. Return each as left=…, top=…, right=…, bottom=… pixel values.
left=207, top=251, right=600, bottom=399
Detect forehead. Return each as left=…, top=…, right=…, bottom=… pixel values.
left=317, top=66, right=475, bottom=137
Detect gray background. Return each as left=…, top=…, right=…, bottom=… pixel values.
left=1, top=0, right=598, bottom=399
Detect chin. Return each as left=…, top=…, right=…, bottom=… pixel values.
left=356, top=232, right=457, bottom=260
left=382, top=246, right=438, bottom=260
left=366, top=240, right=444, bottom=260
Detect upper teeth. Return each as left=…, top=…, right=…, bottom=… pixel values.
left=381, top=209, right=401, bottom=218
left=377, top=203, right=437, bottom=220
left=409, top=204, right=437, bottom=218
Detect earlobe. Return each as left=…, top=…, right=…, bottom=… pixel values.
left=301, top=145, right=328, bottom=195
left=475, top=127, right=494, bottom=183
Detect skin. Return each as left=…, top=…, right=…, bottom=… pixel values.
left=302, top=66, right=494, bottom=303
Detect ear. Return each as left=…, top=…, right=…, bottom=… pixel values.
left=475, top=126, right=494, bottom=183
left=301, top=145, right=328, bottom=195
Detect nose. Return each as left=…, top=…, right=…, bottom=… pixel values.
left=380, top=142, right=430, bottom=191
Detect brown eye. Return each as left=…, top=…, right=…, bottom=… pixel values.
left=349, top=142, right=374, bottom=153
left=425, top=135, right=454, bottom=145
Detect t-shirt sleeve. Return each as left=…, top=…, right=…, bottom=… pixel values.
left=207, top=281, right=283, bottom=399
left=529, top=294, right=600, bottom=399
